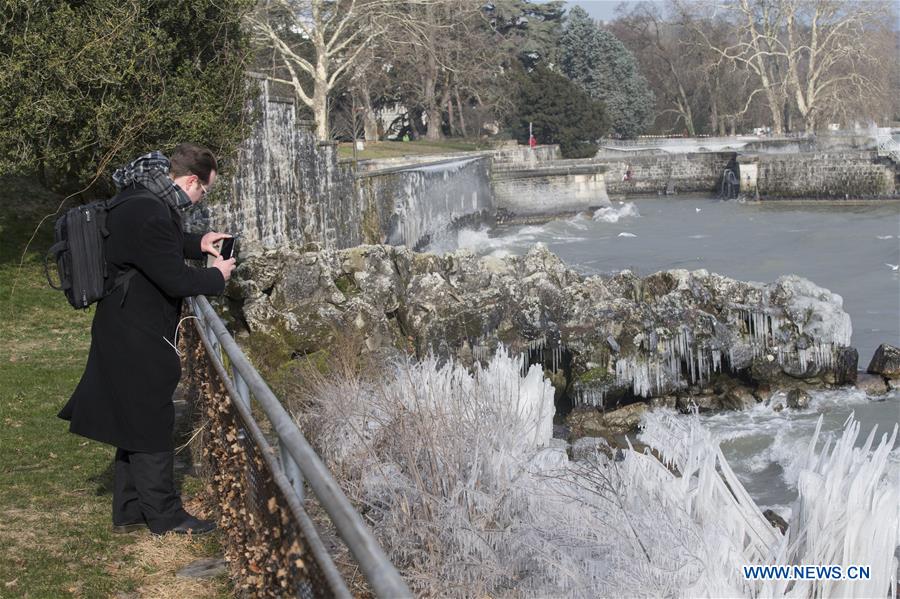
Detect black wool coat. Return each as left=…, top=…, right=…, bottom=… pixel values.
left=59, top=184, right=225, bottom=452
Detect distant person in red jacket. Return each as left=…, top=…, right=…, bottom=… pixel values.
left=529, top=134, right=537, bottom=149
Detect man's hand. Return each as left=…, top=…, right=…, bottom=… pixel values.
left=213, top=256, right=237, bottom=281
left=201, top=232, right=232, bottom=257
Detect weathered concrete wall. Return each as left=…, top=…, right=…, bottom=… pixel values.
left=211, top=83, right=359, bottom=248
left=584, top=149, right=896, bottom=199
left=492, top=163, right=609, bottom=216
left=750, top=151, right=897, bottom=199
left=212, top=81, right=494, bottom=250
left=357, top=157, right=494, bottom=248
left=598, top=153, right=733, bottom=196
left=492, top=144, right=560, bottom=166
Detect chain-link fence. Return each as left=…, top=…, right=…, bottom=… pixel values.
left=181, top=296, right=410, bottom=598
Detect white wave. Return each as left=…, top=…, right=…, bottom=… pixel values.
left=876, top=235, right=894, bottom=240
left=455, top=227, right=493, bottom=250
left=518, top=224, right=546, bottom=235
left=617, top=232, right=637, bottom=238
left=426, top=225, right=539, bottom=255
left=593, top=202, right=640, bottom=223
left=566, top=212, right=593, bottom=230
left=696, top=389, right=873, bottom=484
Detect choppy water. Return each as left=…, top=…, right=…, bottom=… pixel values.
left=429, top=196, right=900, bottom=506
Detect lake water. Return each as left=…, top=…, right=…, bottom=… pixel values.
left=428, top=195, right=900, bottom=509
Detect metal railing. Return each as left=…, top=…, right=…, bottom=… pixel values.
left=185, top=295, right=411, bottom=598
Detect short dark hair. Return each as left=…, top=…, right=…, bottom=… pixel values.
left=169, top=143, right=218, bottom=184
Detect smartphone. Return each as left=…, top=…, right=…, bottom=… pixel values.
left=220, top=237, right=236, bottom=260
left=206, top=237, right=237, bottom=267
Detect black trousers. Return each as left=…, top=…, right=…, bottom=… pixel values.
left=113, top=448, right=186, bottom=534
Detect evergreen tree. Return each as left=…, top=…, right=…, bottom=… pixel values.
left=482, top=0, right=565, bottom=68
left=0, top=0, right=254, bottom=197
left=558, top=6, right=654, bottom=138
left=506, top=65, right=605, bottom=158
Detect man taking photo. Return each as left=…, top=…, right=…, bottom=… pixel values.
left=59, top=143, right=235, bottom=536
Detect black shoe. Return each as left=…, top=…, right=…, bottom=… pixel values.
left=112, top=520, right=147, bottom=534
left=155, top=515, right=217, bottom=536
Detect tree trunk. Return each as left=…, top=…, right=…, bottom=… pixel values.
left=763, top=84, right=784, bottom=134
left=743, top=2, right=784, bottom=134
left=358, top=85, right=379, bottom=141
left=455, top=89, right=468, bottom=138
left=424, top=54, right=442, bottom=140
left=436, top=76, right=451, bottom=138
left=681, top=100, right=696, bottom=136
left=314, top=51, right=330, bottom=140
left=314, top=89, right=329, bottom=140
left=425, top=105, right=442, bottom=140
left=411, top=107, right=426, bottom=139
left=671, top=62, right=695, bottom=136
left=804, top=112, right=816, bottom=135
left=447, top=96, right=455, bottom=136
left=710, top=94, right=719, bottom=136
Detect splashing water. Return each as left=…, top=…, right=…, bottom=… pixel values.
left=593, top=201, right=641, bottom=223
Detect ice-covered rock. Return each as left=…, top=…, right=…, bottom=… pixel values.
left=231, top=243, right=858, bottom=407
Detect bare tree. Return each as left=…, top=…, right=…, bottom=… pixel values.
left=614, top=2, right=703, bottom=135
left=247, top=0, right=391, bottom=140
left=783, top=0, right=888, bottom=133
left=687, top=0, right=789, bottom=133
left=685, top=0, right=891, bottom=134
left=691, top=9, right=761, bottom=135
left=398, top=1, right=468, bottom=140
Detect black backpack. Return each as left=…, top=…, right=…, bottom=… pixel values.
left=45, top=195, right=137, bottom=309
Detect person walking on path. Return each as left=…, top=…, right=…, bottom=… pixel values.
left=59, top=144, right=236, bottom=536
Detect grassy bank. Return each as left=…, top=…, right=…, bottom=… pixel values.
left=0, top=178, right=228, bottom=598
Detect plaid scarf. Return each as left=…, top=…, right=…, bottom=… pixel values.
left=112, top=151, right=192, bottom=210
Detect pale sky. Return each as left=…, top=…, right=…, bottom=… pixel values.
left=564, top=0, right=662, bottom=22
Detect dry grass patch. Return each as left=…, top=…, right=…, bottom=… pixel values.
left=118, top=533, right=227, bottom=599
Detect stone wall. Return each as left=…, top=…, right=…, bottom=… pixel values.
left=212, top=81, right=494, bottom=250
left=597, top=152, right=733, bottom=196
left=492, top=144, right=560, bottom=166
left=584, top=149, right=896, bottom=199
left=750, top=151, right=897, bottom=199
left=357, top=157, right=494, bottom=248
left=211, top=83, right=358, bottom=248
left=492, top=163, right=608, bottom=216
